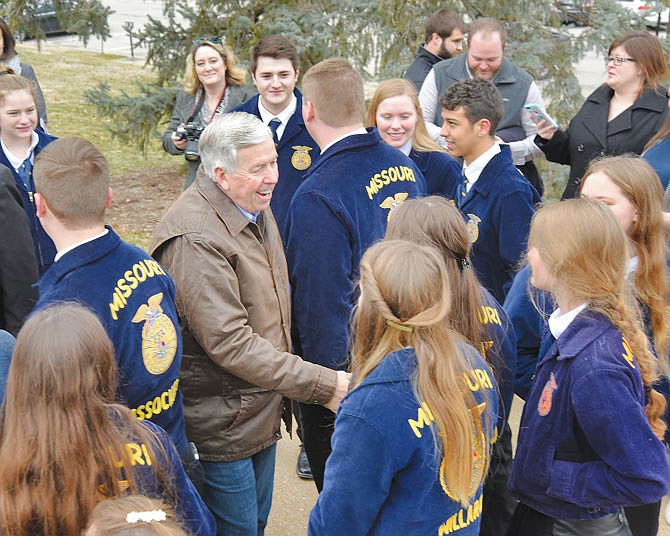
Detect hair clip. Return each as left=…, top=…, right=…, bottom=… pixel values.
left=644, top=385, right=653, bottom=393
left=126, top=510, right=167, bottom=524
left=193, top=36, right=222, bottom=46
left=386, top=319, right=413, bottom=333
left=459, top=258, right=471, bottom=270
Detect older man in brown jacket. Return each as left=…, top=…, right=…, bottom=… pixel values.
left=151, top=112, right=348, bottom=536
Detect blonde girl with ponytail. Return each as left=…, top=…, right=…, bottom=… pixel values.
left=308, top=240, right=498, bottom=535
left=507, top=199, right=670, bottom=536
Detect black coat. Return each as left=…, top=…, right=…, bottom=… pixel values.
left=537, top=85, right=668, bottom=199
left=0, top=165, right=38, bottom=335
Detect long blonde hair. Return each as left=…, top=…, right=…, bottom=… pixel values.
left=582, top=156, right=669, bottom=369
left=528, top=199, right=666, bottom=439
left=352, top=240, right=495, bottom=506
left=0, top=304, right=169, bottom=535
left=366, top=78, right=446, bottom=154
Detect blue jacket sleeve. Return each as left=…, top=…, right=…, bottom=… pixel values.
left=308, top=412, right=396, bottom=535
left=145, top=423, right=216, bottom=536
left=547, top=369, right=670, bottom=508
left=503, top=266, right=549, bottom=400
left=497, top=191, right=535, bottom=299
left=489, top=303, right=516, bottom=427
left=285, top=191, right=354, bottom=370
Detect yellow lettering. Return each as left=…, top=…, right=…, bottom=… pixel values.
left=474, top=369, right=493, bottom=389
left=380, top=169, right=389, bottom=185
left=141, top=443, right=153, bottom=466
left=463, top=371, right=480, bottom=392
left=408, top=402, right=435, bottom=438
left=622, top=337, right=636, bottom=369
left=438, top=494, right=483, bottom=534
left=109, top=292, right=126, bottom=321
left=125, top=270, right=138, bottom=289
left=366, top=183, right=378, bottom=200
left=133, top=263, right=147, bottom=283
left=117, top=278, right=132, bottom=298
left=130, top=379, right=179, bottom=421
left=407, top=168, right=416, bottom=182
left=388, top=167, right=398, bottom=182
left=126, top=443, right=145, bottom=466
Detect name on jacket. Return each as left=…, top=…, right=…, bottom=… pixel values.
left=365, top=165, right=417, bottom=200
left=131, top=378, right=180, bottom=420
left=109, top=259, right=167, bottom=320
left=438, top=493, right=484, bottom=534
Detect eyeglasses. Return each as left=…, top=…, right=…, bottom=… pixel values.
left=604, top=56, right=636, bottom=66
left=193, top=36, right=222, bottom=46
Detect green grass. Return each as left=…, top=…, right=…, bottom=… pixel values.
left=18, top=43, right=179, bottom=177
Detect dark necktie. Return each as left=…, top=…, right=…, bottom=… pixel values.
left=269, top=118, right=281, bottom=144
left=456, top=172, right=469, bottom=208
left=17, top=157, right=33, bottom=191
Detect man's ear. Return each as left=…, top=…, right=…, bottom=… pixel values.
left=476, top=118, right=493, bottom=137
left=213, top=167, right=229, bottom=191
left=105, top=187, right=113, bottom=209
left=302, top=100, right=315, bottom=122
left=429, top=32, right=441, bottom=47
left=34, top=192, right=48, bottom=218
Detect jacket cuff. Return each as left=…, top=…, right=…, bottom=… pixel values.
left=547, top=459, right=578, bottom=502
left=308, top=367, right=339, bottom=405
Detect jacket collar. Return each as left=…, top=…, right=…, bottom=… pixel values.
left=462, top=144, right=514, bottom=201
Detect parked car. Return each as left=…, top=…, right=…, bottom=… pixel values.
left=553, top=0, right=597, bottom=26
left=12, top=0, right=79, bottom=40
left=617, top=0, right=669, bottom=28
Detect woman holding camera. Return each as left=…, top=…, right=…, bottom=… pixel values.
left=163, top=37, right=251, bottom=189
left=534, top=31, right=668, bottom=200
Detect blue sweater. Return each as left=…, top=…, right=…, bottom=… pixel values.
left=132, top=420, right=215, bottom=535
left=409, top=148, right=460, bottom=197
left=309, top=346, right=498, bottom=535
left=35, top=229, right=188, bottom=455
left=454, top=146, right=539, bottom=303
left=232, top=89, right=319, bottom=241
left=0, top=129, right=57, bottom=274
left=509, top=310, right=670, bottom=520
left=285, top=128, right=426, bottom=371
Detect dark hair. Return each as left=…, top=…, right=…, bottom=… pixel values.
left=251, top=35, right=299, bottom=74
left=608, top=31, right=667, bottom=94
left=468, top=17, right=507, bottom=47
left=0, top=19, right=16, bottom=61
left=424, top=9, right=466, bottom=42
left=439, top=78, right=503, bottom=132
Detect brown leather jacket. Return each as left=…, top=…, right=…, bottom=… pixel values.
left=150, top=171, right=337, bottom=462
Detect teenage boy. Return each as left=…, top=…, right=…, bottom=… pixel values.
left=285, top=58, right=426, bottom=490
left=439, top=78, right=538, bottom=304
left=233, top=35, right=318, bottom=240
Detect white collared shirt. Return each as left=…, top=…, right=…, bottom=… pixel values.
left=462, top=142, right=501, bottom=192
left=321, top=127, right=368, bottom=154
left=258, top=94, right=297, bottom=142
left=54, top=229, right=109, bottom=262
left=626, top=256, right=639, bottom=280
left=1, top=131, right=40, bottom=171
left=548, top=303, right=588, bottom=340
left=398, top=139, right=413, bottom=156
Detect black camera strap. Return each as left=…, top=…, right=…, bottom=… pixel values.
left=188, top=87, right=228, bottom=124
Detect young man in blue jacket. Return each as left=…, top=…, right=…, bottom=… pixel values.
left=285, top=57, right=427, bottom=490
left=439, top=78, right=539, bottom=303
left=232, top=35, right=318, bottom=242
left=32, top=136, right=196, bottom=482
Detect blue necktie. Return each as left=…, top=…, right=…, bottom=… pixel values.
left=17, top=158, right=33, bottom=191
left=269, top=118, right=281, bottom=144
left=456, top=172, right=469, bottom=207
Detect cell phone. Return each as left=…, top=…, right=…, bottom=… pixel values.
left=524, top=104, right=559, bottom=129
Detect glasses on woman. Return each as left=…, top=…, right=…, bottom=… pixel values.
left=604, top=56, right=636, bottom=66
left=193, top=37, right=222, bottom=46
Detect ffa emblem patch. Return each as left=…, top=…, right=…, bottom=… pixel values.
left=466, top=214, right=481, bottom=243
left=621, top=337, right=636, bottom=369
left=440, top=401, right=487, bottom=499
left=291, top=145, right=313, bottom=170
left=537, top=372, right=558, bottom=416
left=131, top=292, right=177, bottom=375
left=379, top=192, right=409, bottom=221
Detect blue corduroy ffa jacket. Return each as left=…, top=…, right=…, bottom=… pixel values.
left=285, top=128, right=426, bottom=371
left=509, top=310, right=670, bottom=520
left=35, top=228, right=188, bottom=455
left=309, top=346, right=498, bottom=535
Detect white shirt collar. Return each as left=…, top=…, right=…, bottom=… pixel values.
left=1, top=131, right=40, bottom=171
left=463, top=142, right=500, bottom=191
left=548, top=303, right=588, bottom=339
left=321, top=127, right=368, bottom=154
left=398, top=139, right=413, bottom=156
left=54, top=229, right=109, bottom=262
left=626, top=255, right=639, bottom=280
left=258, top=94, right=297, bottom=141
